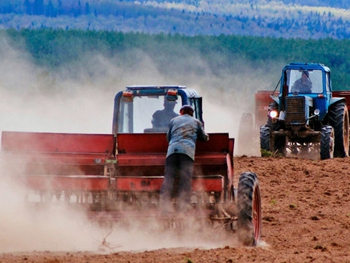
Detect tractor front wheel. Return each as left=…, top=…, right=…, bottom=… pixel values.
left=260, top=125, right=271, bottom=155
left=260, top=124, right=286, bottom=156
left=237, top=172, right=262, bottom=246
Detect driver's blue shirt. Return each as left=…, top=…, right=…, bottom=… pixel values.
left=166, top=114, right=209, bottom=160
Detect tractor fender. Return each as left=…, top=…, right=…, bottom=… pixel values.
left=329, top=97, right=347, bottom=107
left=322, top=98, right=347, bottom=123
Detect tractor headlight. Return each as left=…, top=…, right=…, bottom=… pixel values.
left=314, top=109, right=320, bottom=116
left=269, top=110, right=278, bottom=118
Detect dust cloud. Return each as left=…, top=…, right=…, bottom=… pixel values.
left=0, top=33, right=279, bottom=253
left=0, top=179, right=101, bottom=253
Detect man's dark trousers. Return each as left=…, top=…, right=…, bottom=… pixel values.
left=160, top=153, right=194, bottom=212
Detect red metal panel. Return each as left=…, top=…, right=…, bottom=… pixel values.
left=229, top=138, right=235, bottom=156
left=116, top=176, right=163, bottom=191
left=117, top=133, right=231, bottom=154
left=117, top=154, right=165, bottom=166
left=17, top=175, right=110, bottom=191
left=117, top=133, right=168, bottom=153
left=192, top=176, right=223, bottom=192
left=196, top=133, right=230, bottom=153
left=1, top=131, right=115, bottom=154
left=117, top=153, right=227, bottom=167
left=6, top=153, right=112, bottom=165
left=116, top=133, right=231, bottom=169
left=115, top=176, right=223, bottom=192
left=195, top=153, right=227, bottom=164
left=255, top=90, right=276, bottom=127
left=332, top=91, right=350, bottom=109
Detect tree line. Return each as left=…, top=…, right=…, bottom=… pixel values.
left=3, top=28, right=350, bottom=90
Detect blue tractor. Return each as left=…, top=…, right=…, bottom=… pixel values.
left=260, top=62, right=349, bottom=160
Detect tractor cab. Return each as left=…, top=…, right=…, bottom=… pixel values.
left=286, top=68, right=326, bottom=94
left=273, top=63, right=333, bottom=121
left=112, top=85, right=204, bottom=134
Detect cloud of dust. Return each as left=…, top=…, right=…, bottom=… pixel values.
left=174, top=56, right=284, bottom=156
left=0, top=169, right=104, bottom=253
left=96, top=216, right=237, bottom=253
left=0, top=33, right=279, bottom=253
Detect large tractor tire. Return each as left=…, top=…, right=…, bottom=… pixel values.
left=328, top=102, right=349, bottom=158
left=260, top=124, right=286, bottom=156
left=260, top=124, right=271, bottom=154
left=320, top=125, right=334, bottom=160
left=237, top=172, right=262, bottom=246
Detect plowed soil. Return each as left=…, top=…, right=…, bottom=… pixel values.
left=1, top=156, right=350, bottom=263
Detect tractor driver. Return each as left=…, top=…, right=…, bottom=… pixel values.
left=291, top=70, right=312, bottom=93
left=151, top=98, right=179, bottom=131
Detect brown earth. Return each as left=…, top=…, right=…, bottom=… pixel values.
left=1, top=156, right=350, bottom=263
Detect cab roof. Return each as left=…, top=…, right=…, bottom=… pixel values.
left=284, top=62, right=330, bottom=73
left=126, top=85, right=187, bottom=90
left=124, top=85, right=200, bottom=98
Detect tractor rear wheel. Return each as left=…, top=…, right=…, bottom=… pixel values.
left=320, top=125, right=334, bottom=160
left=237, top=172, right=262, bottom=246
left=328, top=102, right=349, bottom=157
left=260, top=125, right=271, bottom=154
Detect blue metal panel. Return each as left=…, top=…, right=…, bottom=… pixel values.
left=313, top=96, right=328, bottom=120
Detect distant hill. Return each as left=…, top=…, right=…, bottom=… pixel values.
left=1, top=0, right=350, bottom=39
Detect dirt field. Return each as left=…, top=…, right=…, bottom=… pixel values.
left=1, top=156, right=350, bottom=263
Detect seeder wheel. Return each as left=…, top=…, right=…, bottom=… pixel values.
left=237, top=172, right=262, bottom=246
